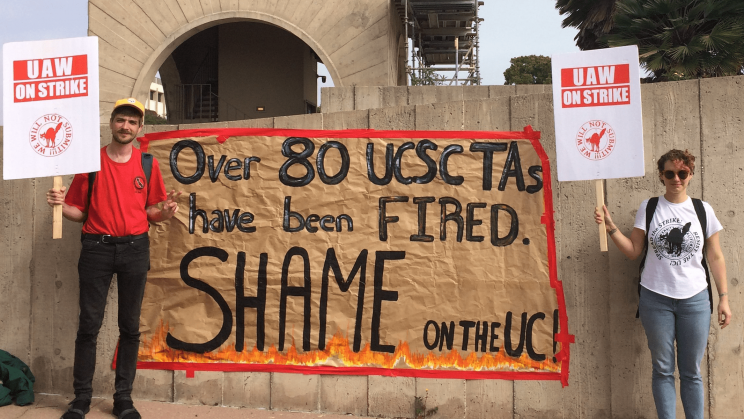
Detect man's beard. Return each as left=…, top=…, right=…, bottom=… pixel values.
left=112, top=131, right=135, bottom=145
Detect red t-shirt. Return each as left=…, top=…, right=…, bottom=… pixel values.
left=66, top=146, right=168, bottom=236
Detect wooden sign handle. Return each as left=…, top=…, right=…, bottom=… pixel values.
left=53, top=176, right=63, bottom=239
left=596, top=179, right=607, bottom=252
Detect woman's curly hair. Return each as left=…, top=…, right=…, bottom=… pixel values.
left=657, top=149, right=696, bottom=184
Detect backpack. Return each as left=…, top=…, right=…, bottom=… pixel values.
left=85, top=152, right=153, bottom=215
left=636, top=197, right=712, bottom=317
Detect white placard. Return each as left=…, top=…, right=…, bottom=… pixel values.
left=551, top=45, right=644, bottom=181
left=3, top=36, right=100, bottom=180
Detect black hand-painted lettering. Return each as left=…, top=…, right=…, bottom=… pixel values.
left=423, top=320, right=440, bottom=350
left=379, top=196, right=409, bottom=241
left=283, top=197, right=304, bottom=232
left=466, top=203, right=487, bottom=242
left=526, top=165, right=543, bottom=194
left=504, top=311, right=527, bottom=358
left=459, top=320, right=476, bottom=351
left=320, top=215, right=335, bottom=232
left=320, top=249, right=368, bottom=352
left=474, top=321, right=488, bottom=352
left=393, top=142, right=415, bottom=185
left=279, top=137, right=315, bottom=187
left=491, top=204, right=519, bottom=246
left=209, top=210, right=224, bottom=232
left=305, top=214, right=320, bottom=233
left=469, top=142, right=508, bottom=191
left=207, top=155, right=227, bottom=183
left=440, top=321, right=455, bottom=351
left=336, top=215, right=353, bottom=232
left=489, top=321, right=501, bottom=352
left=189, top=193, right=208, bottom=234
left=237, top=212, right=256, bottom=233
left=411, top=197, right=435, bottom=242
left=526, top=312, right=546, bottom=361
left=439, top=145, right=464, bottom=185
left=439, top=197, right=463, bottom=242
left=317, top=141, right=349, bottom=185
left=243, top=156, right=261, bottom=180
left=224, top=158, right=242, bottom=181
left=498, top=141, right=525, bottom=191
left=166, top=247, right=232, bottom=353
left=235, top=252, right=266, bottom=352
left=413, top=140, right=438, bottom=184
left=279, top=247, right=312, bottom=351
left=170, top=139, right=205, bottom=185
left=366, top=143, right=394, bottom=185
left=371, top=251, right=404, bottom=353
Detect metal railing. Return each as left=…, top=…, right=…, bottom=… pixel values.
left=170, top=84, right=248, bottom=123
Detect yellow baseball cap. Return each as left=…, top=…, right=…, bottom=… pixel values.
left=113, top=97, right=145, bottom=117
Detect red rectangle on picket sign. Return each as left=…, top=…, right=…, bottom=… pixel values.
left=13, top=76, right=89, bottom=103
left=560, top=64, right=630, bottom=88
left=13, top=55, right=88, bottom=81
left=560, top=85, right=631, bottom=108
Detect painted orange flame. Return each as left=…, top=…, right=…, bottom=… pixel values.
left=138, top=321, right=560, bottom=373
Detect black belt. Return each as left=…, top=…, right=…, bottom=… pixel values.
left=81, top=233, right=148, bottom=244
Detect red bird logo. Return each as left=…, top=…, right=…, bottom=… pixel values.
left=587, top=128, right=606, bottom=152
left=39, top=122, right=63, bottom=148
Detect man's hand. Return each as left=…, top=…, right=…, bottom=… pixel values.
left=154, top=190, right=182, bottom=222
left=47, top=186, right=67, bottom=207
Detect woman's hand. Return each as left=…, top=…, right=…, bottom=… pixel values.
left=718, top=297, right=732, bottom=329
left=594, top=205, right=616, bottom=232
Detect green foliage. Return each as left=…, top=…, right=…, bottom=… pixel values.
left=144, top=109, right=169, bottom=125
left=503, top=55, right=553, bottom=85
left=604, top=0, right=744, bottom=81
left=556, top=0, right=618, bottom=50
left=414, top=392, right=439, bottom=419
left=410, top=67, right=446, bottom=86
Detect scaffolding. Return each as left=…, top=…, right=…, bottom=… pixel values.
left=394, top=0, right=483, bottom=86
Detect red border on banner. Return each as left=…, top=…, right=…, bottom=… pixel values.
left=133, top=126, right=574, bottom=386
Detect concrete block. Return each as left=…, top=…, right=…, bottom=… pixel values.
left=462, top=85, right=490, bottom=101
left=408, top=86, right=463, bottom=106
left=489, top=85, right=517, bottom=97
left=381, top=86, right=409, bottom=108
left=142, top=124, right=179, bottom=135
left=415, top=102, right=463, bottom=131
left=322, top=110, right=369, bottom=130
left=174, top=370, right=223, bottom=406
left=319, top=375, right=368, bottom=416
left=0, top=128, right=34, bottom=364
left=322, top=87, right=355, bottom=113
left=700, top=75, right=744, bottom=419
left=179, top=121, right=229, bottom=130
left=465, top=379, right=513, bottom=419
left=463, top=97, right=510, bottom=131
left=354, top=86, right=383, bottom=111
left=369, top=105, right=415, bottom=130
left=274, top=113, right=323, bottom=130
left=368, top=375, right=415, bottom=418
left=510, top=94, right=539, bottom=131
left=515, top=85, right=548, bottom=95
left=222, top=371, right=271, bottom=409
left=271, top=372, right=320, bottom=412
left=226, top=118, right=274, bottom=128
left=132, top=369, right=174, bottom=402
left=89, top=4, right=153, bottom=63
left=415, top=378, right=466, bottom=418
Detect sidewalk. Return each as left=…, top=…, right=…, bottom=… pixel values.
left=0, top=394, right=380, bottom=419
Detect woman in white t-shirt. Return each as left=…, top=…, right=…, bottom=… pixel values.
left=594, top=149, right=731, bottom=419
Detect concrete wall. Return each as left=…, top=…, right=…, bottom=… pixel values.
left=90, top=0, right=401, bottom=122
left=2, top=76, right=743, bottom=418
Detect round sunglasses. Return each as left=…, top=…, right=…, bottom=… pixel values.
left=663, top=170, right=690, bottom=180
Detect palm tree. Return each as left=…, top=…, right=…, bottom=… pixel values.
left=555, top=0, right=618, bottom=50
left=604, top=0, right=744, bottom=81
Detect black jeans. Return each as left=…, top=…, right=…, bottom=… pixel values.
left=73, top=236, right=149, bottom=402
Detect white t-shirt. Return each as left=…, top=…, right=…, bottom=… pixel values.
left=634, top=196, right=723, bottom=299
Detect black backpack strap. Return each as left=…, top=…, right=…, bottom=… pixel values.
left=84, top=172, right=97, bottom=226
left=692, top=198, right=713, bottom=313
left=141, top=152, right=153, bottom=206
left=636, top=197, right=658, bottom=318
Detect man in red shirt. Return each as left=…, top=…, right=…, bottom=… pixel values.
left=46, top=98, right=180, bottom=419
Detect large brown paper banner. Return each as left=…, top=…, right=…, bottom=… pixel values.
left=135, top=127, right=573, bottom=385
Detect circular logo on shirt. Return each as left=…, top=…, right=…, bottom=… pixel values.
left=649, top=219, right=701, bottom=265
left=134, top=176, right=145, bottom=190
left=29, top=114, right=73, bottom=157
left=575, top=120, right=615, bottom=161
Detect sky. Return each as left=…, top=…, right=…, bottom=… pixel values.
left=0, top=0, right=579, bottom=125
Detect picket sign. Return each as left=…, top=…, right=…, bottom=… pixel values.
left=2, top=36, right=100, bottom=239
left=551, top=45, right=644, bottom=251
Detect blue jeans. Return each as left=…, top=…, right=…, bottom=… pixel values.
left=73, top=236, right=149, bottom=402
left=639, top=287, right=710, bottom=419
